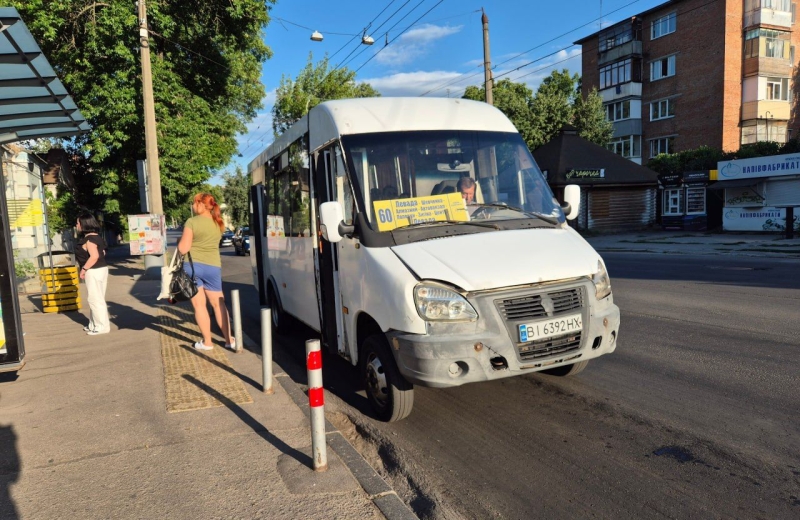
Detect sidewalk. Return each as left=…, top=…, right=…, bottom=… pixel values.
left=582, top=229, right=800, bottom=258
left=0, top=251, right=416, bottom=520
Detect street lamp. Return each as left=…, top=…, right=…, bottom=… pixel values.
left=310, top=30, right=323, bottom=42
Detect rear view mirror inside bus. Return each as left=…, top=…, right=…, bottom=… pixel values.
left=320, top=201, right=345, bottom=242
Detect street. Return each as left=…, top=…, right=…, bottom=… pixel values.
left=219, top=246, right=800, bottom=519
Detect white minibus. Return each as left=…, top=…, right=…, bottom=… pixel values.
left=247, top=97, right=620, bottom=421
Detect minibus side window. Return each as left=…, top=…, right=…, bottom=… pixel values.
left=335, top=147, right=355, bottom=226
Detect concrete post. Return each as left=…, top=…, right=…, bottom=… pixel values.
left=231, top=289, right=242, bottom=353
left=262, top=307, right=273, bottom=394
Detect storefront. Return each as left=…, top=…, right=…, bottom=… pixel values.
left=0, top=8, right=89, bottom=374
left=534, top=127, right=659, bottom=232
left=658, top=171, right=710, bottom=230
left=712, top=154, right=800, bottom=234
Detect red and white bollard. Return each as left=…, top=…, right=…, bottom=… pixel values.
left=306, top=339, right=328, bottom=472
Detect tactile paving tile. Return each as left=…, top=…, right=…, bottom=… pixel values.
left=159, top=304, right=253, bottom=413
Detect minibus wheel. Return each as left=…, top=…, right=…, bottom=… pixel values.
left=268, top=286, right=290, bottom=334
left=361, top=334, right=414, bottom=422
left=541, top=360, right=588, bottom=376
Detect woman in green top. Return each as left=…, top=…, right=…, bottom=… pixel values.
left=177, top=193, right=235, bottom=351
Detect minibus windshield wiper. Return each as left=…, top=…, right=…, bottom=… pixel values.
left=395, top=219, right=500, bottom=230
left=471, top=203, right=560, bottom=225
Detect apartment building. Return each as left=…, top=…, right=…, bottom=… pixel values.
left=575, top=0, right=800, bottom=165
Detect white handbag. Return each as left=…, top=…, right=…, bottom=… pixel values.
left=156, top=249, right=180, bottom=300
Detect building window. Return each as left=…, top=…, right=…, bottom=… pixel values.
left=599, top=58, right=634, bottom=89
left=741, top=120, right=788, bottom=144
left=599, top=22, right=641, bottom=52
left=607, top=135, right=641, bottom=158
left=745, top=28, right=790, bottom=59
left=605, top=100, right=631, bottom=122
left=650, top=55, right=676, bottom=81
left=766, top=77, right=790, bottom=100
left=650, top=98, right=675, bottom=120
left=651, top=12, right=677, bottom=40
left=649, top=136, right=675, bottom=157
left=686, top=187, right=706, bottom=215
left=662, top=188, right=683, bottom=215
left=763, top=0, right=792, bottom=11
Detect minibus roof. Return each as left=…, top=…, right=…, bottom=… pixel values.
left=308, top=97, right=517, bottom=151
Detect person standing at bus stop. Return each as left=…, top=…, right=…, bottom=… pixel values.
left=177, top=193, right=235, bottom=351
left=75, top=212, right=110, bottom=335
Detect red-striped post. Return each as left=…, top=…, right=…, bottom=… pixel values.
left=306, top=339, right=328, bottom=472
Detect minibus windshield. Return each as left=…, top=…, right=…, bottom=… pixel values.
left=341, top=131, right=564, bottom=231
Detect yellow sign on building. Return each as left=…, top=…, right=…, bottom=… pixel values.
left=372, top=193, right=469, bottom=232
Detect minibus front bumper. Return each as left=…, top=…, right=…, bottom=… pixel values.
left=387, top=285, right=620, bottom=388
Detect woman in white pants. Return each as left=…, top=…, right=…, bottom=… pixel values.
left=75, top=213, right=110, bottom=335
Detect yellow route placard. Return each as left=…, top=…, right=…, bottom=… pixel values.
left=372, top=193, right=469, bottom=231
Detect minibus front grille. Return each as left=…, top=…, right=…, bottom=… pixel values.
left=496, top=287, right=583, bottom=320
left=518, top=333, right=582, bottom=361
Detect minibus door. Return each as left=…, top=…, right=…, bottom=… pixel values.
left=318, top=147, right=354, bottom=359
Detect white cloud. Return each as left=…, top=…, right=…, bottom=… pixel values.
left=361, top=69, right=483, bottom=97
left=373, top=24, right=462, bottom=67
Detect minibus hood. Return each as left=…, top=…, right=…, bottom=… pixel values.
left=391, top=228, right=600, bottom=292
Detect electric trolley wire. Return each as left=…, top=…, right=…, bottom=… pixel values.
left=272, top=17, right=358, bottom=36
left=334, top=0, right=411, bottom=69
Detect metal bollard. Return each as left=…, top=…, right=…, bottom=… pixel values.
left=231, top=289, right=243, bottom=353
left=306, top=339, right=328, bottom=472
left=261, top=307, right=273, bottom=394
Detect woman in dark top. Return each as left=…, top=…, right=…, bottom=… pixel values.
left=75, top=213, right=109, bottom=335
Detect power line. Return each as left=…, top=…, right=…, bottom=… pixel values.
left=271, top=17, right=358, bottom=36
left=334, top=0, right=411, bottom=69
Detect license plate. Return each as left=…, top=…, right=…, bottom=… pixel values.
left=518, top=314, right=582, bottom=343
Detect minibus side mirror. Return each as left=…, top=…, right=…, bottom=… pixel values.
left=319, top=201, right=355, bottom=242
left=562, top=184, right=580, bottom=221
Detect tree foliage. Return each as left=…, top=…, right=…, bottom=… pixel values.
left=463, top=70, right=612, bottom=150
left=11, top=0, right=273, bottom=224
left=272, top=54, right=380, bottom=134
left=222, top=167, right=250, bottom=228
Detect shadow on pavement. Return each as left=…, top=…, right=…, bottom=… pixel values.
left=0, top=426, right=20, bottom=519
left=183, top=374, right=312, bottom=467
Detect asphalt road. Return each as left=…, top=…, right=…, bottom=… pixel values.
left=216, top=241, right=800, bottom=520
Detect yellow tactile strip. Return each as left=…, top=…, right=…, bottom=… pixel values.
left=159, top=304, right=253, bottom=413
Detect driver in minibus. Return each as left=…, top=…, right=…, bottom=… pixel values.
left=457, top=176, right=476, bottom=204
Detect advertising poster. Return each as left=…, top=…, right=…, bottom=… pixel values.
left=127, top=214, right=166, bottom=255
left=723, top=207, right=786, bottom=232
left=267, top=215, right=287, bottom=251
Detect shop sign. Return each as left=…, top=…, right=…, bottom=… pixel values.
left=723, top=207, right=786, bottom=232
left=658, top=173, right=682, bottom=187
left=566, top=168, right=605, bottom=180
left=724, top=186, right=765, bottom=207
left=717, top=154, right=800, bottom=180
left=683, top=171, right=709, bottom=185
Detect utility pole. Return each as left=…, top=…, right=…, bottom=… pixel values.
left=481, top=9, right=493, bottom=106
left=138, top=0, right=162, bottom=215
left=138, top=0, right=164, bottom=278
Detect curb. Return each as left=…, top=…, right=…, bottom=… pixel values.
left=240, top=331, right=418, bottom=520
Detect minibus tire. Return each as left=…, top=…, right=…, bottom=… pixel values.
left=361, top=335, right=414, bottom=422
left=541, top=360, right=588, bottom=376
left=268, top=286, right=290, bottom=334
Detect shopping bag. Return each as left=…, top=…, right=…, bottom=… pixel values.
left=168, top=252, right=198, bottom=303
left=156, top=249, right=180, bottom=300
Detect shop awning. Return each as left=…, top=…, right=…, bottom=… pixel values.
left=707, top=179, right=763, bottom=190
left=0, top=7, right=90, bottom=145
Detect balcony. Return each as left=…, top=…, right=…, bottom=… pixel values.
left=612, top=119, right=642, bottom=139
left=741, top=100, right=790, bottom=121
left=744, top=9, right=792, bottom=29
left=600, top=82, right=642, bottom=103
left=743, top=56, right=792, bottom=77
left=598, top=41, right=642, bottom=66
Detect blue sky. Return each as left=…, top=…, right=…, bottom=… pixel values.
left=223, top=0, right=667, bottom=176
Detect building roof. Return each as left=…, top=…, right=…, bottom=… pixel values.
left=574, top=0, right=680, bottom=45
left=532, top=127, right=659, bottom=187
left=0, top=7, right=90, bottom=145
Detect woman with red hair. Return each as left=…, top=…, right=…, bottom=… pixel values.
left=177, top=193, right=235, bottom=351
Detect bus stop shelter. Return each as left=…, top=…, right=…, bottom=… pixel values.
left=0, top=7, right=90, bottom=374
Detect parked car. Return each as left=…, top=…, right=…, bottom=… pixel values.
left=233, top=227, right=250, bottom=256
left=219, top=231, right=234, bottom=247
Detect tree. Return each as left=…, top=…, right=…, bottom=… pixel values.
left=463, top=70, right=612, bottom=150
left=221, top=167, right=250, bottom=228
left=272, top=54, right=380, bottom=134
left=11, top=0, right=273, bottom=223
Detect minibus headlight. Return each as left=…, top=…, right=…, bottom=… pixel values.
left=593, top=260, right=612, bottom=300
left=414, top=284, right=478, bottom=321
